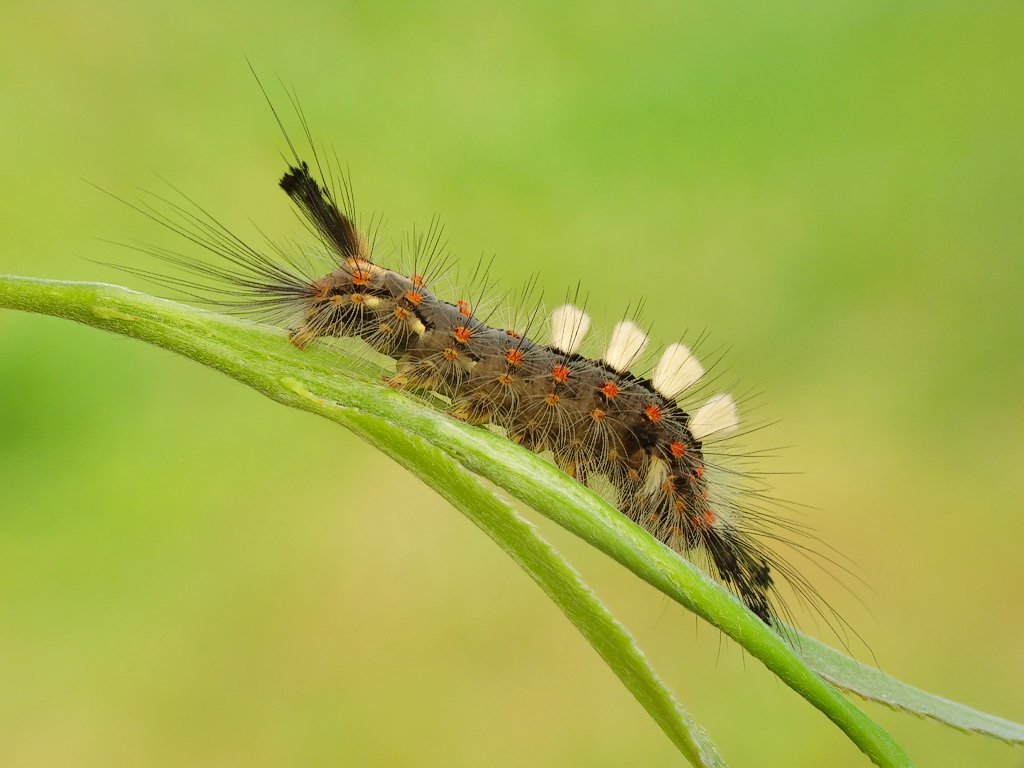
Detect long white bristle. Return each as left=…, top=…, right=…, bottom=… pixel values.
left=603, top=320, right=648, bottom=372
left=690, top=393, right=739, bottom=441
left=549, top=304, right=591, bottom=354
left=652, top=343, right=704, bottom=399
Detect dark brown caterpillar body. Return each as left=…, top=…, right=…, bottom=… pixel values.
left=279, top=162, right=778, bottom=623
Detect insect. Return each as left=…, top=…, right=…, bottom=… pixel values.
left=109, top=84, right=850, bottom=637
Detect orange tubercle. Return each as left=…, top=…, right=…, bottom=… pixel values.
left=453, top=326, right=472, bottom=344
left=551, top=365, right=570, bottom=383
left=504, top=348, right=523, bottom=366
left=669, top=441, right=686, bottom=458
left=692, top=508, right=716, bottom=529
left=644, top=404, right=662, bottom=424
left=600, top=381, right=619, bottom=399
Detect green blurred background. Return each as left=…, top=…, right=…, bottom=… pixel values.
left=2, top=2, right=1022, bottom=766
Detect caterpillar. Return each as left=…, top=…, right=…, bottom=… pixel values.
left=110, top=90, right=848, bottom=636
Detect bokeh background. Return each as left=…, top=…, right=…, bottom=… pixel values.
left=2, top=3, right=1022, bottom=766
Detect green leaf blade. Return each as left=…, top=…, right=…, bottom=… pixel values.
left=795, top=632, right=1024, bottom=744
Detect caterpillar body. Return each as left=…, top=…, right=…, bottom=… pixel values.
left=280, top=166, right=777, bottom=622
left=114, top=107, right=845, bottom=635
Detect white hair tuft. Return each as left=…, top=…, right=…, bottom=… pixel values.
left=603, top=320, right=648, bottom=372
left=690, top=393, right=739, bottom=441
left=652, top=343, right=704, bottom=399
left=549, top=304, right=591, bottom=354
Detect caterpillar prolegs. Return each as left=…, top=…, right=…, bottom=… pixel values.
left=115, top=133, right=844, bottom=634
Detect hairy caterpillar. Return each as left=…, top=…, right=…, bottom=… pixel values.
left=110, top=89, right=849, bottom=635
